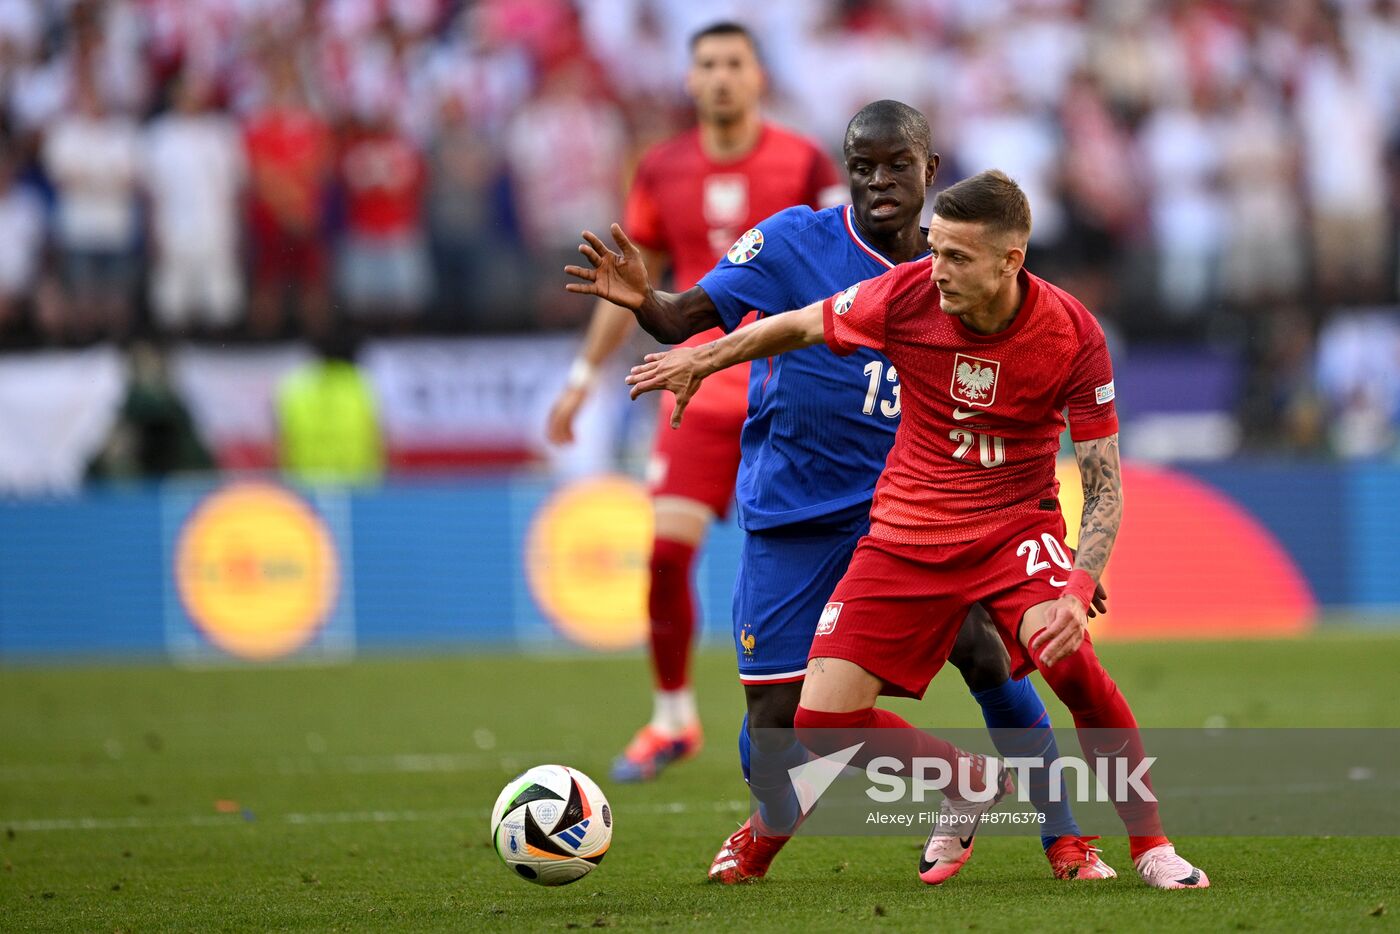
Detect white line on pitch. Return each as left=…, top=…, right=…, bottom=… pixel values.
left=0, top=751, right=575, bottom=783
left=1, top=801, right=749, bottom=833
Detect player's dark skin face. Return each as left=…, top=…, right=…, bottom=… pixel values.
left=845, top=129, right=939, bottom=264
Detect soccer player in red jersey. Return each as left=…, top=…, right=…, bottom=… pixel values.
left=625, top=170, right=1209, bottom=889
left=546, top=22, right=840, bottom=783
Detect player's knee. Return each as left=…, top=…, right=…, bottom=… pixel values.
left=793, top=704, right=872, bottom=756
left=744, top=681, right=803, bottom=737
left=649, top=538, right=696, bottom=583
left=948, top=607, right=1010, bottom=692
left=1040, top=641, right=1116, bottom=714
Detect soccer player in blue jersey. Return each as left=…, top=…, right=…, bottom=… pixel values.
left=566, top=100, right=1112, bottom=884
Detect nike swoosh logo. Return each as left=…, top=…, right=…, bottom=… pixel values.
left=918, top=831, right=975, bottom=876
left=1176, top=869, right=1201, bottom=886
left=1092, top=740, right=1130, bottom=757
left=952, top=408, right=981, bottom=420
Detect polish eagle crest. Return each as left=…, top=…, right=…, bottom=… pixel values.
left=949, top=353, right=1001, bottom=406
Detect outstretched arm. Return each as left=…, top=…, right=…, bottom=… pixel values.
left=1031, top=433, right=1123, bottom=666
left=546, top=245, right=666, bottom=445
left=625, top=301, right=824, bottom=428
left=564, top=224, right=721, bottom=343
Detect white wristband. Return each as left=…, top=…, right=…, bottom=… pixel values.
left=566, top=358, right=597, bottom=390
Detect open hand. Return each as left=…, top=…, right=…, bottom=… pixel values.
left=545, top=386, right=586, bottom=445
left=564, top=224, right=651, bottom=311
left=1089, top=581, right=1107, bottom=619
left=626, top=348, right=709, bottom=428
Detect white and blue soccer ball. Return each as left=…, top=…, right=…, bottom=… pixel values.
left=491, top=764, right=612, bottom=886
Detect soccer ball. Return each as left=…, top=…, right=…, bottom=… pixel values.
left=491, top=764, right=612, bottom=886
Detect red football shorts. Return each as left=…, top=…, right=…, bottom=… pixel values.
left=646, top=392, right=746, bottom=518
left=810, top=510, right=1072, bottom=698
left=249, top=210, right=327, bottom=288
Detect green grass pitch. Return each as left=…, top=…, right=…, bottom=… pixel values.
left=3, top=632, right=1399, bottom=932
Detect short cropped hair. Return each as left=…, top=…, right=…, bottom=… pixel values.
left=689, top=21, right=760, bottom=56
left=932, top=170, right=1032, bottom=241
left=843, top=99, right=931, bottom=159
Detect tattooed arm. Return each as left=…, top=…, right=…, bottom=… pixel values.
left=1071, top=433, right=1123, bottom=581
left=1029, top=432, right=1121, bottom=667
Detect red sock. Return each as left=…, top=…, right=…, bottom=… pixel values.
left=1129, top=835, right=1171, bottom=860
left=1028, top=631, right=1166, bottom=840
left=648, top=538, right=697, bottom=691
left=793, top=705, right=994, bottom=800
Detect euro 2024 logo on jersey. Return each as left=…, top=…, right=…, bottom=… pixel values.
left=833, top=284, right=859, bottom=316
left=950, top=353, right=1000, bottom=408
left=726, top=227, right=764, bottom=264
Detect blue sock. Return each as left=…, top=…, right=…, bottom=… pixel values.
left=739, top=712, right=752, bottom=783
left=972, top=676, right=1080, bottom=849
left=740, top=713, right=805, bottom=834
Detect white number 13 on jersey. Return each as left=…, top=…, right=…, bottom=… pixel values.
left=862, top=361, right=901, bottom=418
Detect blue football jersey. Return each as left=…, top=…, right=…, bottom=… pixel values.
left=697, top=204, right=925, bottom=531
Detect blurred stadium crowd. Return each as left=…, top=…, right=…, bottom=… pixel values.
left=0, top=0, right=1398, bottom=463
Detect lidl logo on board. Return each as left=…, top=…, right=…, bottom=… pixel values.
left=175, top=483, right=339, bottom=660
left=525, top=476, right=652, bottom=650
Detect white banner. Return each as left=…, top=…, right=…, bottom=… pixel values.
left=0, top=348, right=125, bottom=494
left=169, top=343, right=312, bottom=465
left=360, top=335, right=629, bottom=476
left=167, top=336, right=633, bottom=476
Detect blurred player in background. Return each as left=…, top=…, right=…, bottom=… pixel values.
left=546, top=22, right=841, bottom=784
left=625, top=169, right=1209, bottom=890
left=569, top=104, right=1111, bottom=886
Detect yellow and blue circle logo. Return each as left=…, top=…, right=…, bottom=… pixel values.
left=525, top=476, right=652, bottom=650
left=175, top=483, right=339, bottom=660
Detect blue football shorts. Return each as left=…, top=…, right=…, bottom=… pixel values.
left=730, top=512, right=870, bottom=684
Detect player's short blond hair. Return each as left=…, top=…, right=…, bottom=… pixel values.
left=932, top=170, right=1032, bottom=242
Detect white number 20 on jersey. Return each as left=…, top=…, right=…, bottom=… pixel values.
left=1017, top=533, right=1073, bottom=585
left=862, top=360, right=901, bottom=418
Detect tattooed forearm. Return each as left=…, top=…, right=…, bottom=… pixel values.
left=1072, top=433, right=1122, bottom=580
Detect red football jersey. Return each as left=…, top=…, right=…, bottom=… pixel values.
left=624, top=123, right=840, bottom=413
left=822, top=263, right=1119, bottom=545
left=340, top=130, right=425, bottom=237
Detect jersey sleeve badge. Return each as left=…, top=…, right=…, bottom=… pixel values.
left=726, top=227, right=764, bottom=264
left=833, top=283, right=859, bottom=316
